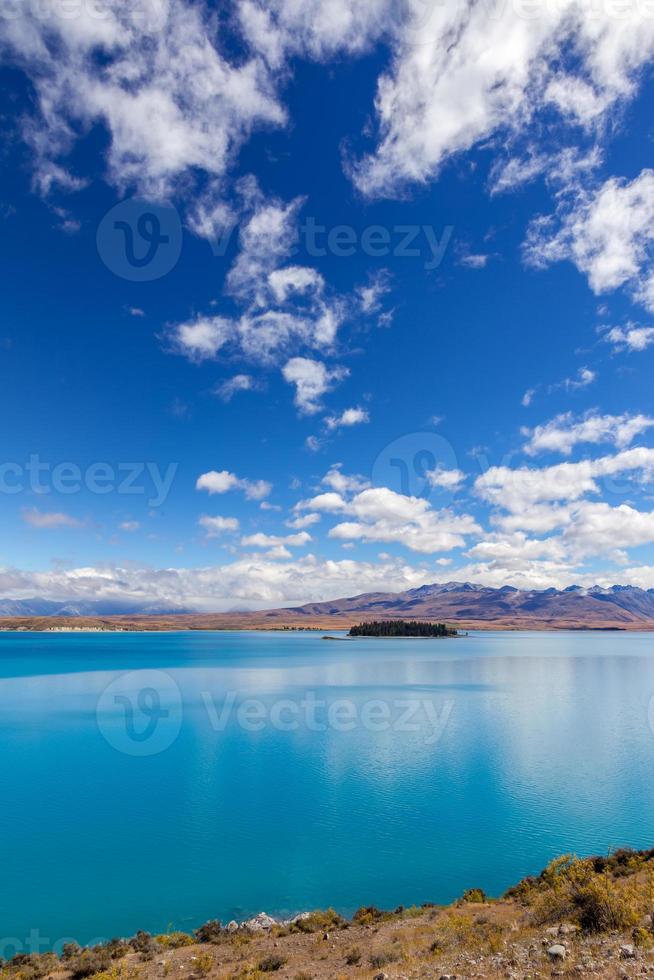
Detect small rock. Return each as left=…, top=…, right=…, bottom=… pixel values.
left=620, top=944, right=637, bottom=959
left=373, top=973, right=388, bottom=980
left=547, top=944, right=567, bottom=962
left=241, top=912, right=276, bottom=932
left=559, top=923, right=578, bottom=936
left=226, top=921, right=239, bottom=933
left=545, top=927, right=560, bottom=939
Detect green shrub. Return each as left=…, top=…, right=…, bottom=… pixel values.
left=258, top=954, right=286, bottom=972
left=103, top=940, right=131, bottom=960
left=369, top=949, right=399, bottom=968
left=291, top=910, right=344, bottom=933
left=66, top=948, right=112, bottom=979
left=155, top=933, right=194, bottom=950
left=352, top=906, right=389, bottom=926
left=128, top=933, right=159, bottom=961
left=61, top=944, right=82, bottom=961
left=462, top=888, right=486, bottom=904
left=194, top=921, right=223, bottom=944
left=344, top=946, right=361, bottom=965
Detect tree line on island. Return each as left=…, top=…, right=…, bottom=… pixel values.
left=348, top=620, right=457, bottom=637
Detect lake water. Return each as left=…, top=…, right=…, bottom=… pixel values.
left=2, top=628, right=654, bottom=950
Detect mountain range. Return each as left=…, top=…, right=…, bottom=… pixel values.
left=3, top=583, right=654, bottom=629
left=260, top=582, right=654, bottom=630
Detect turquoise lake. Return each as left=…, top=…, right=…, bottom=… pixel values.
left=2, top=628, right=654, bottom=951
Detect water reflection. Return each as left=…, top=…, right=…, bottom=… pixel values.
left=0, top=630, right=653, bottom=946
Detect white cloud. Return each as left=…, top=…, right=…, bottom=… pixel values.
left=119, top=521, right=140, bottom=532
left=426, top=466, right=465, bottom=490
left=0, top=554, right=443, bottom=611
left=166, top=189, right=381, bottom=413
left=522, top=412, right=654, bottom=456
left=264, top=545, right=292, bottom=559
left=286, top=512, right=321, bottom=529
left=522, top=367, right=596, bottom=407
left=324, top=406, right=370, bottom=430
left=241, top=531, right=311, bottom=548
left=321, top=464, right=370, bottom=495
left=525, top=169, right=654, bottom=310
left=297, top=491, right=349, bottom=513
left=199, top=515, right=240, bottom=537
left=561, top=367, right=596, bottom=392
left=459, top=253, right=489, bottom=269
left=605, top=324, right=654, bottom=352
left=168, top=316, right=234, bottom=363
left=466, top=531, right=566, bottom=563
left=213, top=374, right=259, bottom=402
left=268, top=265, right=324, bottom=302
left=1, top=0, right=286, bottom=200
left=476, top=447, right=654, bottom=514
left=317, top=486, right=480, bottom=554
left=238, top=0, right=392, bottom=67
left=282, top=357, right=348, bottom=415
left=22, top=508, right=83, bottom=529
left=352, top=4, right=654, bottom=196
left=196, top=469, right=272, bottom=500
left=356, top=270, right=392, bottom=313
left=562, top=501, right=654, bottom=558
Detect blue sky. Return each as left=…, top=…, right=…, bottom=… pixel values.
left=1, top=0, right=654, bottom=609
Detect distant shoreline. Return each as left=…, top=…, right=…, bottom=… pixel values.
left=0, top=622, right=642, bottom=633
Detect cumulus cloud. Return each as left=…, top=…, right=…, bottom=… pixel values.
left=286, top=512, right=321, bottom=530
left=22, top=508, right=83, bottom=529
left=522, top=367, right=596, bottom=407
left=241, top=530, right=311, bottom=548
left=0, top=0, right=285, bottom=200
left=198, top=515, right=240, bottom=537
left=119, top=521, right=141, bottom=532
left=213, top=374, right=260, bottom=402
left=166, top=187, right=383, bottom=412
left=0, top=555, right=438, bottom=611
left=302, top=485, right=480, bottom=553
left=426, top=466, right=465, bottom=490
left=522, top=412, right=654, bottom=456
left=167, top=190, right=355, bottom=373
left=324, top=406, right=370, bottom=430
left=282, top=357, right=348, bottom=414
left=469, top=446, right=654, bottom=561
left=321, top=464, right=370, bottom=495
left=476, top=447, right=654, bottom=514
left=605, top=323, right=654, bottom=353
left=562, top=501, right=654, bottom=558
left=525, top=170, right=654, bottom=311
left=352, top=3, right=654, bottom=196
left=196, top=469, right=272, bottom=500
left=238, top=0, right=392, bottom=67
left=466, top=531, right=566, bottom=563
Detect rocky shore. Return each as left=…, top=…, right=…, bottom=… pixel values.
left=6, top=848, right=654, bottom=979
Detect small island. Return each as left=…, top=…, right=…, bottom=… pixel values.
left=348, top=619, right=458, bottom=637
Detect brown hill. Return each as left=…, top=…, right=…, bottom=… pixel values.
left=2, top=582, right=654, bottom=630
